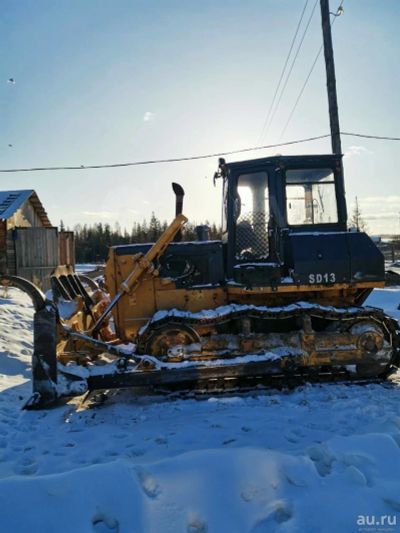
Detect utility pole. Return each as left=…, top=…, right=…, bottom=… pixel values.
left=320, top=0, right=342, bottom=154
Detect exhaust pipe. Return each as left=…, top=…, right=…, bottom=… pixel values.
left=172, top=182, right=185, bottom=242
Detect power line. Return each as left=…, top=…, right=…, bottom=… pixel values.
left=257, top=0, right=310, bottom=145
left=0, top=134, right=331, bottom=173
left=0, top=131, right=399, bottom=173
left=341, top=132, right=400, bottom=142
left=279, top=0, right=345, bottom=139
left=260, top=0, right=319, bottom=143
left=280, top=44, right=323, bottom=139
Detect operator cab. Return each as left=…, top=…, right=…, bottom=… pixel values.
left=219, top=154, right=383, bottom=287
left=220, top=154, right=346, bottom=263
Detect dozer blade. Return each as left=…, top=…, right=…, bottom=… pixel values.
left=0, top=214, right=191, bottom=408
left=0, top=275, right=59, bottom=408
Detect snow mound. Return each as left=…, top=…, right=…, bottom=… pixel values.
left=1, top=441, right=400, bottom=533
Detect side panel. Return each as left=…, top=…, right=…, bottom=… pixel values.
left=347, top=232, right=385, bottom=282
left=155, top=285, right=227, bottom=314
left=107, top=241, right=225, bottom=341
left=107, top=250, right=157, bottom=341
left=285, top=233, right=350, bottom=284
left=114, top=241, right=225, bottom=287
left=285, top=231, right=384, bottom=285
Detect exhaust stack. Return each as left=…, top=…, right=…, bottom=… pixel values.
left=172, top=182, right=185, bottom=242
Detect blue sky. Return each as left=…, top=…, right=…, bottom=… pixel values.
left=1, top=0, right=399, bottom=234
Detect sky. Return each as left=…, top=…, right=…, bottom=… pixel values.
left=1, top=0, right=399, bottom=235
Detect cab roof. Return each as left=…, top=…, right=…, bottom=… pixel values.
left=224, top=153, right=342, bottom=173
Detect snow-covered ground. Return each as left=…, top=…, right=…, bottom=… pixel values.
left=386, top=261, right=400, bottom=276
left=0, top=286, right=399, bottom=532
left=76, top=263, right=105, bottom=274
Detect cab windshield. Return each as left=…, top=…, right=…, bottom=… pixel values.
left=285, top=168, right=338, bottom=225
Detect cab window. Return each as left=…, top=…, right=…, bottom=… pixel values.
left=285, top=168, right=338, bottom=225
left=235, top=171, right=269, bottom=260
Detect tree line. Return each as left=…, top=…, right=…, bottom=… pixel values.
left=71, top=213, right=221, bottom=263
left=69, top=199, right=396, bottom=263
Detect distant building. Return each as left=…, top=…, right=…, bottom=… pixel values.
left=0, top=190, right=74, bottom=289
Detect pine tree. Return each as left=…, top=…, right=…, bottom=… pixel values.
left=350, top=197, right=368, bottom=232
left=149, top=212, right=161, bottom=241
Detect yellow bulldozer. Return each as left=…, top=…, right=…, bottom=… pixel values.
left=1, top=153, right=399, bottom=408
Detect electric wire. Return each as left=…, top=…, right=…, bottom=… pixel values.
left=0, top=131, right=399, bottom=173
left=279, top=44, right=323, bottom=139
left=260, top=0, right=319, bottom=143
left=279, top=0, right=345, bottom=139
left=341, top=132, right=400, bottom=142
left=0, top=134, right=332, bottom=173
left=256, top=0, right=310, bottom=145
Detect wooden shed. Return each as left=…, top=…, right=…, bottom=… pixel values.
left=0, top=190, right=74, bottom=290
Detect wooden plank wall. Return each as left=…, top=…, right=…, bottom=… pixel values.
left=13, top=227, right=59, bottom=290
left=6, top=230, right=16, bottom=275
left=0, top=220, right=7, bottom=274
left=59, top=231, right=75, bottom=267
left=7, top=199, right=45, bottom=229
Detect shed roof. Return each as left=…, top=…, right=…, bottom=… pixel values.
left=0, top=190, right=52, bottom=227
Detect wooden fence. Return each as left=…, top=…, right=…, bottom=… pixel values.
left=59, top=231, right=75, bottom=266
left=13, top=227, right=59, bottom=290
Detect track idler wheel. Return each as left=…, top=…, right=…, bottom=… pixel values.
left=143, top=323, right=200, bottom=359
left=350, top=322, right=392, bottom=378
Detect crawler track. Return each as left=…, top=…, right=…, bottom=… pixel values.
left=137, top=302, right=400, bottom=370
left=79, top=303, right=400, bottom=400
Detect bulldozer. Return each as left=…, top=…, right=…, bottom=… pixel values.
left=1, top=0, right=397, bottom=408
left=1, top=153, right=399, bottom=408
